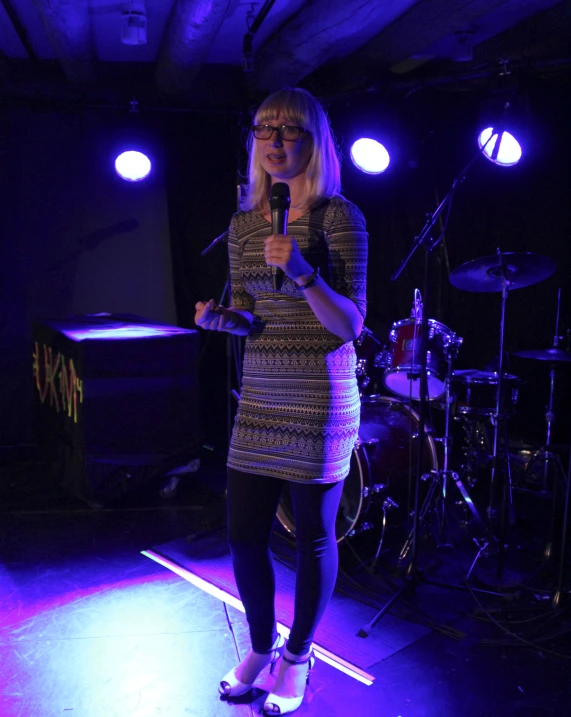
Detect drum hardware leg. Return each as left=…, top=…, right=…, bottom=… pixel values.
left=398, top=471, right=442, bottom=563
left=551, top=425, right=571, bottom=609
left=449, top=469, right=488, bottom=534
left=535, top=363, right=570, bottom=565
left=487, top=408, right=518, bottom=580
left=542, top=367, right=557, bottom=492
left=421, top=357, right=488, bottom=541
left=466, top=538, right=488, bottom=581
left=486, top=255, right=517, bottom=582
left=370, top=498, right=399, bottom=568
left=519, top=445, right=570, bottom=595
left=526, top=449, right=568, bottom=564
left=398, top=463, right=489, bottom=563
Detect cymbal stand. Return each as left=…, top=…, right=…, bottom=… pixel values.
left=552, top=423, right=571, bottom=609
left=540, top=290, right=566, bottom=491
left=531, top=290, right=568, bottom=564
left=487, top=249, right=515, bottom=582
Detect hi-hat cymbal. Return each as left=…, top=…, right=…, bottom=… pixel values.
left=450, top=252, right=556, bottom=292
left=513, top=347, right=571, bottom=362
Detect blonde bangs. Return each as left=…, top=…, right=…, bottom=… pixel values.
left=254, top=90, right=315, bottom=131
left=242, top=88, right=341, bottom=213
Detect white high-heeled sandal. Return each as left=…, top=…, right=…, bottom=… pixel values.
left=263, top=650, right=315, bottom=715
left=219, top=634, right=285, bottom=698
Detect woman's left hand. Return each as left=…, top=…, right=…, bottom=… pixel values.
left=264, top=234, right=313, bottom=284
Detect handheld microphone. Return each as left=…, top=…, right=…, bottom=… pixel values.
left=269, top=182, right=290, bottom=291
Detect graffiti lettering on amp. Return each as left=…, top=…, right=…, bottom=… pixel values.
left=33, top=343, right=83, bottom=422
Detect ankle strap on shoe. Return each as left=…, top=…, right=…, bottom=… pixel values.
left=282, top=650, right=313, bottom=666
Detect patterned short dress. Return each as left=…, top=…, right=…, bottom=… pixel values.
left=227, top=195, right=368, bottom=484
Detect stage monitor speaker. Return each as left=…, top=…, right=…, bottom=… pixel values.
left=32, top=314, right=201, bottom=506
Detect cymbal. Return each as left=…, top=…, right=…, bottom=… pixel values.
left=450, top=252, right=556, bottom=292
left=513, top=347, right=571, bottom=362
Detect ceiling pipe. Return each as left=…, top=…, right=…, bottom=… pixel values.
left=241, top=0, right=278, bottom=73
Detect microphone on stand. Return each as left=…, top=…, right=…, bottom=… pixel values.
left=411, top=288, right=423, bottom=320
left=269, top=182, right=290, bottom=291
left=200, top=231, right=228, bottom=257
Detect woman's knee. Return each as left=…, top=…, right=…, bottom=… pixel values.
left=227, top=529, right=268, bottom=557
left=290, top=481, right=344, bottom=542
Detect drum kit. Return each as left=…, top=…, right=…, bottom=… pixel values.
left=277, top=251, right=570, bottom=589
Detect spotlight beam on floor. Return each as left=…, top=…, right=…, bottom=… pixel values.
left=142, top=549, right=375, bottom=686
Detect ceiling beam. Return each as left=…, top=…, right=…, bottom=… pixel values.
left=473, top=2, right=569, bottom=66
left=312, top=0, right=514, bottom=95
left=250, top=0, right=416, bottom=92
left=31, top=0, right=95, bottom=84
left=155, top=0, right=232, bottom=96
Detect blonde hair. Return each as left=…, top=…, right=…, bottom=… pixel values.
left=241, top=88, right=341, bottom=213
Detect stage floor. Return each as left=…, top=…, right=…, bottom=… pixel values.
left=0, top=454, right=570, bottom=717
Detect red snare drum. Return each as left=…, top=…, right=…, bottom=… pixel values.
left=384, top=318, right=462, bottom=400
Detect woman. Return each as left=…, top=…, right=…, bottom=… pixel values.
left=195, top=87, right=368, bottom=715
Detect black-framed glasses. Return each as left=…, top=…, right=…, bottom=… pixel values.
left=252, top=124, right=307, bottom=141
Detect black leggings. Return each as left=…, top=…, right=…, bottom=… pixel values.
left=226, top=467, right=344, bottom=656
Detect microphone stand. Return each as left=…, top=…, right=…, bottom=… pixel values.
left=358, top=142, right=501, bottom=637
left=200, top=231, right=228, bottom=257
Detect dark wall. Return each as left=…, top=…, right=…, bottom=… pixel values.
left=0, top=107, right=175, bottom=448
left=162, top=111, right=245, bottom=455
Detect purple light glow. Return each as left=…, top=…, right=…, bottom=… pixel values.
left=142, top=550, right=375, bottom=686
left=114, top=150, right=151, bottom=181
left=59, top=323, right=193, bottom=342
left=478, top=128, right=522, bottom=166
left=350, top=138, right=390, bottom=174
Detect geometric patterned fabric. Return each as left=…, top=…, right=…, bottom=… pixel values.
left=227, top=195, right=368, bottom=483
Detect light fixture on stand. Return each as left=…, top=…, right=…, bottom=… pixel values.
left=477, top=98, right=523, bottom=167
left=350, top=138, right=391, bottom=174
left=347, top=108, right=396, bottom=175
left=477, top=63, right=527, bottom=167
left=112, top=99, right=153, bottom=182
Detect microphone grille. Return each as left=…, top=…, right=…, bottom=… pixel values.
left=270, top=182, right=290, bottom=199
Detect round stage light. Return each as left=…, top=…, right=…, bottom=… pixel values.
left=114, top=150, right=152, bottom=181
left=478, top=128, right=522, bottom=167
left=350, top=138, right=390, bottom=174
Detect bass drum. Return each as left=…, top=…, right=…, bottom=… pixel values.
left=276, top=395, right=439, bottom=543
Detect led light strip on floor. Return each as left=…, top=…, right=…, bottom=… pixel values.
left=142, top=549, right=374, bottom=686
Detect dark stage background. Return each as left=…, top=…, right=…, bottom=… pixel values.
left=1, top=81, right=570, bottom=467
